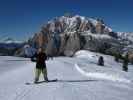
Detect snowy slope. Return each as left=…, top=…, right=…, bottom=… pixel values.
left=117, top=32, right=133, bottom=42
left=0, top=51, right=133, bottom=100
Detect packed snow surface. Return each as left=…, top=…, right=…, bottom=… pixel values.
left=0, top=50, right=133, bottom=100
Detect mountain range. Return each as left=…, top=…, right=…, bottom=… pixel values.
left=0, top=37, right=24, bottom=56
left=0, top=15, right=133, bottom=62
left=27, top=15, right=133, bottom=57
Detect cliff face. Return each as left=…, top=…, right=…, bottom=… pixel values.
left=28, top=15, right=118, bottom=57
left=13, top=14, right=133, bottom=63
left=1, top=15, right=132, bottom=61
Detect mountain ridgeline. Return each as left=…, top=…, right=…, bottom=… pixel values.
left=9, top=15, right=133, bottom=62
left=28, top=15, right=119, bottom=56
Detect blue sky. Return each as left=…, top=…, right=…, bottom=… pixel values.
left=0, top=0, right=133, bottom=41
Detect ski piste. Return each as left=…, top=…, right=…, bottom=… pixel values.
left=25, top=79, right=58, bottom=85
left=1, top=51, right=133, bottom=100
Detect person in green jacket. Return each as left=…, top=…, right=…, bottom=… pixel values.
left=31, top=47, right=48, bottom=83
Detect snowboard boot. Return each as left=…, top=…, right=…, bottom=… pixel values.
left=34, top=78, right=39, bottom=84
left=44, top=77, right=49, bottom=82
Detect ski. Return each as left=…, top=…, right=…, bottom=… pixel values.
left=25, top=79, right=58, bottom=85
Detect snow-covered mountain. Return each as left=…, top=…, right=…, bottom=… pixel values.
left=0, top=37, right=24, bottom=56
left=0, top=37, right=22, bottom=44
left=117, top=32, right=133, bottom=42
left=0, top=37, right=23, bottom=49
left=45, top=15, right=112, bottom=34
left=5, top=15, right=133, bottom=61
left=116, top=32, right=133, bottom=57
left=28, top=15, right=118, bottom=57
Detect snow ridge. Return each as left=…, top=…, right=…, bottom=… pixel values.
left=75, top=64, right=131, bottom=83
left=46, top=15, right=113, bottom=34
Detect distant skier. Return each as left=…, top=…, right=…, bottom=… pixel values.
left=98, top=56, right=104, bottom=66
left=31, top=47, right=49, bottom=83
left=122, top=53, right=129, bottom=72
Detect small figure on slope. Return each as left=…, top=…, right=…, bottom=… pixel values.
left=98, top=56, right=104, bottom=66
left=122, top=53, right=129, bottom=72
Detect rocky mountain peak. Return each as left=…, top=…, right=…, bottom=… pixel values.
left=13, top=15, right=133, bottom=63
left=27, top=15, right=118, bottom=57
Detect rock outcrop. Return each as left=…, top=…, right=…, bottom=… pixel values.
left=26, top=15, right=120, bottom=57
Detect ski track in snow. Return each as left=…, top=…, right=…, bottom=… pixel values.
left=0, top=52, right=133, bottom=100
left=75, top=64, right=131, bottom=83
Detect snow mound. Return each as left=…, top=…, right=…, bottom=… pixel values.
left=74, top=50, right=97, bottom=59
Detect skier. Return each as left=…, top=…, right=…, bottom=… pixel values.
left=98, top=56, right=104, bottom=66
left=122, top=53, right=129, bottom=72
left=31, top=47, right=49, bottom=83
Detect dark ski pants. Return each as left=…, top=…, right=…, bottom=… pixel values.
left=34, top=68, right=48, bottom=82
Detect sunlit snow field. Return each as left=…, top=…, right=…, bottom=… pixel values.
left=0, top=50, right=133, bottom=100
